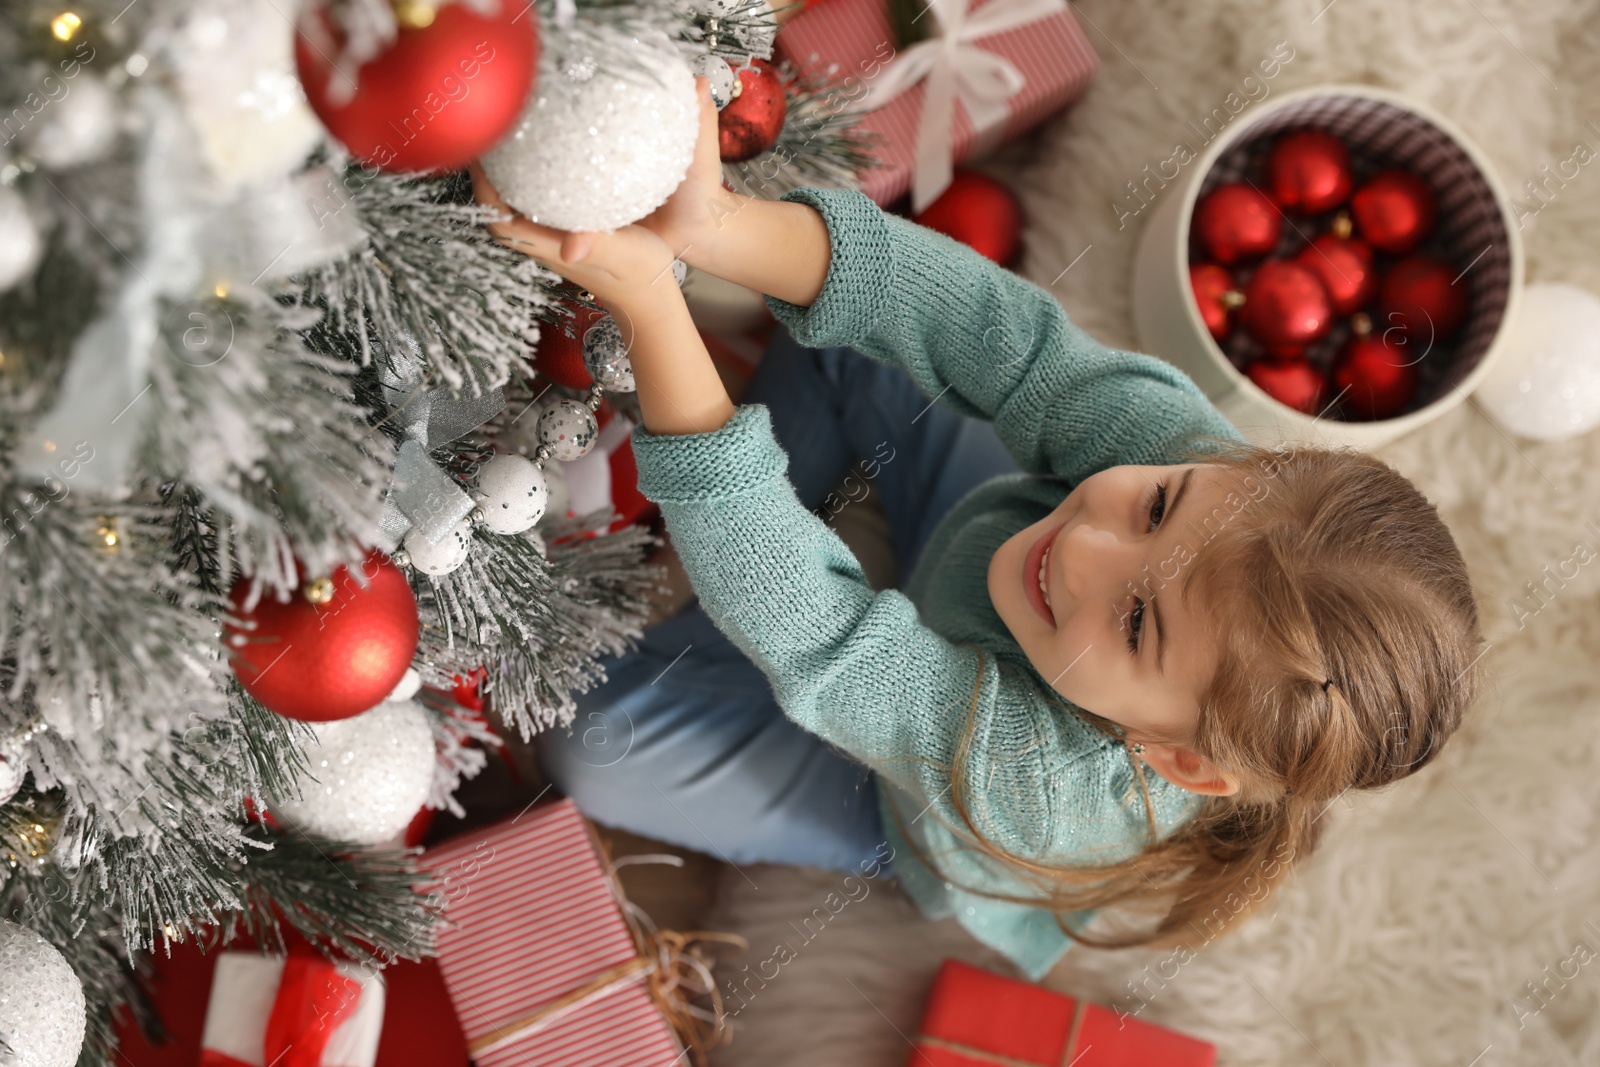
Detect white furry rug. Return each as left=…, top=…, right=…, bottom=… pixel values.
left=705, top=1, right=1600, bottom=1064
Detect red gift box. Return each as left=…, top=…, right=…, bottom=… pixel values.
left=776, top=0, right=1098, bottom=211
left=908, top=959, right=1217, bottom=1067
left=418, top=799, right=743, bottom=1067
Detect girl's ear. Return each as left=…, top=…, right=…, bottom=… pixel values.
left=1136, top=742, right=1239, bottom=796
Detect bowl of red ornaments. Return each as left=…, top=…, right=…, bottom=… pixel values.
left=1131, top=85, right=1523, bottom=449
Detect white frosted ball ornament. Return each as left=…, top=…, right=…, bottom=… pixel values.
left=478, top=28, right=700, bottom=231
left=24, top=72, right=119, bottom=169
left=537, top=398, right=599, bottom=460
left=691, top=53, right=737, bottom=110
left=275, top=700, right=436, bottom=845
left=474, top=453, right=549, bottom=534
left=404, top=516, right=472, bottom=576
left=1473, top=283, right=1600, bottom=441
left=172, top=0, right=324, bottom=191
left=0, top=920, right=86, bottom=1067
left=386, top=667, right=422, bottom=703
left=582, top=314, right=635, bottom=392
left=0, top=185, right=43, bottom=293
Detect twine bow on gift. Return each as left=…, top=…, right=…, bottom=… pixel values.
left=846, top=0, right=1068, bottom=213
left=914, top=998, right=1090, bottom=1067
left=465, top=840, right=750, bottom=1066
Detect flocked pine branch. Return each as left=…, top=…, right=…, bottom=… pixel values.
left=291, top=163, right=558, bottom=397
left=141, top=289, right=394, bottom=597
left=416, top=515, right=661, bottom=739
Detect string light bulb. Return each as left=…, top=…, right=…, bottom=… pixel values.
left=394, top=0, right=437, bottom=29
left=50, top=11, right=82, bottom=41
left=94, top=516, right=122, bottom=550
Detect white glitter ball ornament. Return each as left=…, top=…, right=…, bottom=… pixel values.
left=537, top=399, right=599, bottom=461
left=0, top=185, right=42, bottom=294
left=0, top=920, right=86, bottom=1067
left=582, top=314, right=635, bottom=392
left=1473, top=283, right=1600, bottom=441
left=23, top=72, right=119, bottom=170
left=275, top=700, right=436, bottom=845
left=474, top=453, right=549, bottom=534
left=478, top=27, right=700, bottom=231
left=691, top=53, right=737, bottom=110
left=404, top=516, right=473, bottom=576
left=386, top=667, right=422, bottom=703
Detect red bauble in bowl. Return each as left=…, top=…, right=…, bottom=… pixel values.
left=1188, top=263, right=1240, bottom=341
left=1349, top=169, right=1436, bottom=254
left=1192, top=183, right=1282, bottom=264
left=225, top=551, right=420, bottom=722
left=1264, top=129, right=1353, bottom=214
left=294, top=0, right=539, bottom=174
left=1294, top=234, right=1375, bottom=316
left=1331, top=334, right=1420, bottom=421
left=1238, top=259, right=1334, bottom=357
left=1247, top=356, right=1328, bottom=416
left=912, top=170, right=1023, bottom=266
left=1378, top=254, right=1469, bottom=342
left=718, top=59, right=787, bottom=163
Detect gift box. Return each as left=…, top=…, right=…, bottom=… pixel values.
left=775, top=0, right=1098, bottom=212
left=908, top=959, right=1217, bottom=1067
left=199, top=952, right=386, bottom=1067
left=418, top=798, right=744, bottom=1067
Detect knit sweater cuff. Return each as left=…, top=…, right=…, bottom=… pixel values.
left=763, top=186, right=897, bottom=348
left=630, top=404, right=787, bottom=505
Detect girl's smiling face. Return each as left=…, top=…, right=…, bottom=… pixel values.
left=987, top=461, right=1243, bottom=795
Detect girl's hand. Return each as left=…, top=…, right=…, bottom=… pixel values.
left=635, top=75, right=738, bottom=256
left=467, top=161, right=681, bottom=311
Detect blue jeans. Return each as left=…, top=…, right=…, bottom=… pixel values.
left=533, top=327, right=1020, bottom=875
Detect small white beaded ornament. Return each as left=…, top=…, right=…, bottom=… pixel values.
left=473, top=453, right=550, bottom=535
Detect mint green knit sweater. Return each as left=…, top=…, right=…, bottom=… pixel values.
left=629, top=185, right=1249, bottom=981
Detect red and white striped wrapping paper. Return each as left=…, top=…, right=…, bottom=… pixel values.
left=419, top=800, right=686, bottom=1067
left=776, top=0, right=1099, bottom=207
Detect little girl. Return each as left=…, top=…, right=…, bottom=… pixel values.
left=469, top=79, right=1485, bottom=982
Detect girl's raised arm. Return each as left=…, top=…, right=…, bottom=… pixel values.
left=679, top=185, right=1248, bottom=484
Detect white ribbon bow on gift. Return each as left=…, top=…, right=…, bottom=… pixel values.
left=846, top=0, right=1068, bottom=213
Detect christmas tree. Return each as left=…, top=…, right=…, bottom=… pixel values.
left=0, top=0, right=874, bottom=1060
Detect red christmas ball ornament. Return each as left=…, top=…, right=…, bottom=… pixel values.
left=912, top=170, right=1023, bottom=265
left=1192, top=183, right=1282, bottom=265
left=294, top=0, right=538, bottom=175
left=1238, top=260, right=1334, bottom=358
left=532, top=300, right=606, bottom=389
left=1188, top=263, right=1241, bottom=341
left=1378, top=254, right=1469, bottom=342
left=225, top=551, right=420, bottom=722
left=1331, top=334, right=1419, bottom=421
left=1247, top=356, right=1328, bottom=416
left=1264, top=129, right=1353, bottom=215
left=718, top=59, right=787, bottom=163
left=1294, top=233, right=1376, bottom=316
left=1349, top=170, right=1436, bottom=255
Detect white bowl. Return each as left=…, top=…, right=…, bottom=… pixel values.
left=1131, top=84, right=1524, bottom=450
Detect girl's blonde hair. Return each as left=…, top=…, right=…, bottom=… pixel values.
left=875, top=435, right=1486, bottom=951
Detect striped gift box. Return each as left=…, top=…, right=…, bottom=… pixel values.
left=420, top=800, right=687, bottom=1067
left=775, top=0, right=1098, bottom=208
